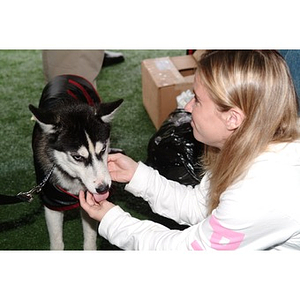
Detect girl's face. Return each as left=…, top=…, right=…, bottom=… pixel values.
left=185, top=74, right=242, bottom=149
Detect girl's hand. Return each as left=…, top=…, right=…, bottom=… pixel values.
left=108, top=153, right=138, bottom=183
left=78, top=190, right=115, bottom=222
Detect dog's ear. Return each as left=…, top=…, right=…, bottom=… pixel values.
left=99, top=99, right=123, bottom=123
left=29, top=104, right=59, bottom=133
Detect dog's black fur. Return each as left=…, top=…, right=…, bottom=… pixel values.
left=29, top=74, right=123, bottom=249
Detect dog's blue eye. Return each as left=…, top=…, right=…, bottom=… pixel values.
left=100, top=146, right=106, bottom=155
left=72, top=154, right=84, bottom=162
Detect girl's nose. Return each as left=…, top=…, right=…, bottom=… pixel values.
left=184, top=98, right=194, bottom=113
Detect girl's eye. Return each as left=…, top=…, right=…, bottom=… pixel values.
left=195, top=96, right=201, bottom=105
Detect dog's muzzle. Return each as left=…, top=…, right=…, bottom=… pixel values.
left=96, top=184, right=110, bottom=194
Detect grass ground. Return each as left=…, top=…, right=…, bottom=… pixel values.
left=0, top=49, right=186, bottom=250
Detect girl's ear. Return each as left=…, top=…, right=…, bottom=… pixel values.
left=29, top=104, right=58, bottom=133
left=99, top=99, right=123, bottom=123
left=223, top=107, right=245, bottom=131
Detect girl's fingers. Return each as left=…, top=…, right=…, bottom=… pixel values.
left=78, top=190, right=87, bottom=207
left=86, top=191, right=95, bottom=206
left=78, top=190, right=94, bottom=207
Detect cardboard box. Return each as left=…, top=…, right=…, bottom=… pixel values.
left=141, top=51, right=204, bottom=129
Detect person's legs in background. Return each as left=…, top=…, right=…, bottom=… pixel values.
left=279, top=50, right=300, bottom=113
left=42, top=50, right=105, bottom=88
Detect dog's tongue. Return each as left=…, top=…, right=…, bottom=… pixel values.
left=93, top=191, right=109, bottom=203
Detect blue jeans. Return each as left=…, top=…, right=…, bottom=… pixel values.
left=279, top=50, right=300, bottom=114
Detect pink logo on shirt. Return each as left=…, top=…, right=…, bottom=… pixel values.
left=191, top=215, right=245, bottom=250
left=209, top=215, right=245, bottom=250
left=191, top=240, right=204, bottom=250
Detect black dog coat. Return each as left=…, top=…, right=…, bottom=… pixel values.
left=32, top=75, right=102, bottom=211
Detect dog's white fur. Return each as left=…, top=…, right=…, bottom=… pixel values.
left=44, top=134, right=110, bottom=250
left=45, top=205, right=98, bottom=250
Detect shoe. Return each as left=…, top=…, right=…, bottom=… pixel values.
left=103, top=51, right=125, bottom=67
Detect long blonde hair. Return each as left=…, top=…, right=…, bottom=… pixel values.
left=197, top=50, right=300, bottom=213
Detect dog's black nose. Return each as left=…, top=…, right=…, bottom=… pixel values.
left=96, top=185, right=109, bottom=194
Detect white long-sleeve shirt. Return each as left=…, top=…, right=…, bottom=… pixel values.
left=99, top=141, right=300, bottom=250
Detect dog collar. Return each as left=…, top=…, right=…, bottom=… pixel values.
left=41, top=181, right=80, bottom=211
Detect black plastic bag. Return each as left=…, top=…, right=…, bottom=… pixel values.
left=146, top=109, right=204, bottom=186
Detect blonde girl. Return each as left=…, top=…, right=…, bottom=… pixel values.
left=79, top=50, right=300, bottom=250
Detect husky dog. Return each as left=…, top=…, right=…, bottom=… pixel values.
left=29, top=74, right=123, bottom=250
